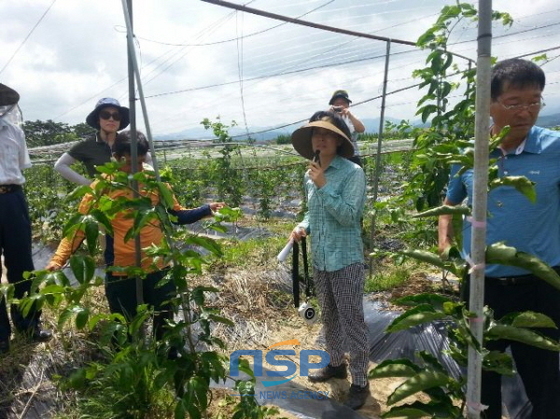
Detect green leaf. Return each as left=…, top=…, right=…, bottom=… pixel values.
left=87, top=313, right=106, bottom=330
left=192, top=287, right=205, bottom=306
left=440, top=53, right=454, bottom=73
left=388, top=370, right=450, bottom=405
left=69, top=255, right=96, bottom=285
left=501, top=311, right=557, bottom=329
left=157, top=182, right=175, bottom=208
left=154, top=369, right=172, bottom=390
left=84, top=220, right=99, bottom=256
left=399, top=249, right=446, bottom=270
left=208, top=314, right=235, bottom=327
left=489, top=176, right=536, bottom=203
left=62, top=213, right=86, bottom=238
left=185, top=235, right=223, bottom=257
left=58, top=307, right=74, bottom=328
left=232, top=358, right=255, bottom=379
left=413, top=204, right=470, bottom=218
left=369, top=359, right=421, bottom=379
left=394, top=293, right=453, bottom=309
left=427, top=80, right=439, bottom=97
left=417, top=351, right=446, bottom=373
left=419, top=104, right=439, bottom=123
left=417, top=28, right=436, bottom=47
left=125, top=208, right=156, bottom=242
left=482, top=350, right=515, bottom=375
left=89, top=208, right=114, bottom=236
left=383, top=401, right=458, bottom=418
left=387, top=305, right=447, bottom=333
left=174, top=400, right=186, bottom=419
left=189, top=376, right=209, bottom=410
left=75, top=307, right=90, bottom=330
left=487, top=324, right=560, bottom=351
left=486, top=242, right=560, bottom=290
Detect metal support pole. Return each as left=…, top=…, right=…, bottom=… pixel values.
left=121, top=0, right=161, bottom=181
left=123, top=0, right=144, bottom=309
left=369, top=40, right=391, bottom=277
left=466, top=1, right=492, bottom=417
left=121, top=1, right=192, bottom=342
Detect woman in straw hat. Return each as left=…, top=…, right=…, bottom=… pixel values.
left=289, top=110, right=370, bottom=410
left=54, top=97, right=151, bottom=185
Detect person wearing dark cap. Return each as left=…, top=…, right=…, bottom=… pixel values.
left=328, top=89, right=365, bottom=166
left=0, top=84, right=51, bottom=353
left=289, top=111, right=370, bottom=410
left=54, top=98, right=151, bottom=185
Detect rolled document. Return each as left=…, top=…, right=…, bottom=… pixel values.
left=277, top=240, right=294, bottom=262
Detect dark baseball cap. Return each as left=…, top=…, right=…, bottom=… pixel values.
left=328, top=89, right=352, bottom=105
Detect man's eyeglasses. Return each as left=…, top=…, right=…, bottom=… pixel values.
left=99, top=110, right=121, bottom=121
left=496, top=98, right=545, bottom=112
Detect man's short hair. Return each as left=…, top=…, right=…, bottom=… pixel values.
left=491, top=58, right=545, bottom=100
left=113, top=130, right=149, bottom=157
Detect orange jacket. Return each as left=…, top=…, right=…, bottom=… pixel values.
left=50, top=178, right=212, bottom=274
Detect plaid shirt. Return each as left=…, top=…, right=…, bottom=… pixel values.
left=298, top=155, right=366, bottom=272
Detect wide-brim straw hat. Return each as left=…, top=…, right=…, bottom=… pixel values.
left=291, top=120, right=354, bottom=159
left=86, top=97, right=130, bottom=131
left=0, top=84, right=20, bottom=106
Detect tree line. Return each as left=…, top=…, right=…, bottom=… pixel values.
left=23, top=120, right=96, bottom=147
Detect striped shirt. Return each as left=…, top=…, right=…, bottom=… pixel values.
left=298, top=155, right=366, bottom=272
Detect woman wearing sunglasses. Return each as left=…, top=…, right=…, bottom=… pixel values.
left=54, top=98, right=151, bottom=185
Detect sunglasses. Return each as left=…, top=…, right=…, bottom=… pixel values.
left=99, top=110, right=121, bottom=121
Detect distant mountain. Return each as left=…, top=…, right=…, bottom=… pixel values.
left=154, top=117, right=403, bottom=142
left=537, top=113, right=560, bottom=128
left=154, top=113, right=560, bottom=142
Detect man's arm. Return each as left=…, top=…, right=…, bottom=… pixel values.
left=347, top=112, right=365, bottom=133
left=45, top=230, right=86, bottom=270
left=438, top=197, right=458, bottom=255
left=167, top=188, right=225, bottom=224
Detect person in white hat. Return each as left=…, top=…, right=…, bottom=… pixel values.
left=289, top=110, right=370, bottom=410
left=54, top=98, right=151, bottom=185
left=0, top=84, right=51, bottom=353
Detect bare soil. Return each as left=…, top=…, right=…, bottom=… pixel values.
left=0, top=245, right=451, bottom=418
left=196, top=264, right=448, bottom=418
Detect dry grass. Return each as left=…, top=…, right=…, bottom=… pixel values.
left=0, top=283, right=109, bottom=419
left=1, top=237, right=451, bottom=418
left=190, top=264, right=386, bottom=418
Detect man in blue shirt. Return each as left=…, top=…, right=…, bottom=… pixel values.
left=290, top=111, right=369, bottom=410
left=438, top=58, right=560, bottom=419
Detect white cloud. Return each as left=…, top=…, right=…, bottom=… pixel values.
left=1, top=0, right=559, bottom=137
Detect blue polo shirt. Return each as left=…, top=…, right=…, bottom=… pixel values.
left=446, top=126, right=560, bottom=277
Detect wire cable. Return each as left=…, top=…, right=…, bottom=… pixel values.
left=0, top=0, right=57, bottom=76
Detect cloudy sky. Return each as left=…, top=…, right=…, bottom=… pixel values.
left=1, top=0, right=560, bottom=138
